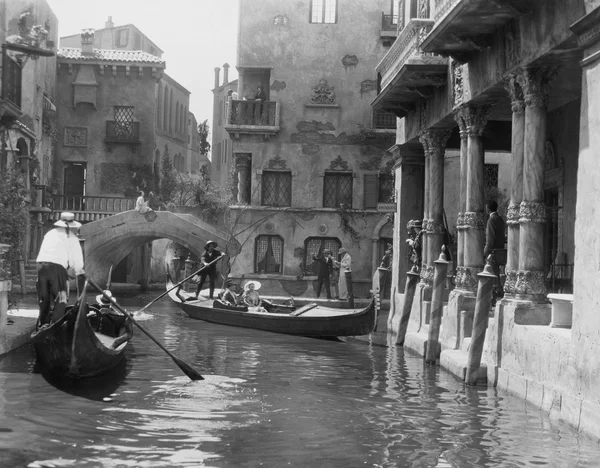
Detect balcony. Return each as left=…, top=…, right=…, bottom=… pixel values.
left=225, top=99, right=280, bottom=140
left=0, top=46, right=22, bottom=122
left=372, top=19, right=448, bottom=118
left=51, top=195, right=136, bottom=221
left=105, top=120, right=141, bottom=148
left=380, top=13, right=399, bottom=46
left=421, top=0, right=531, bottom=62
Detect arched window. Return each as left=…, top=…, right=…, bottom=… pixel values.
left=169, top=89, right=173, bottom=132
left=175, top=102, right=180, bottom=134
left=157, top=83, right=162, bottom=128
left=303, top=237, right=341, bottom=275
left=16, top=137, right=29, bottom=157
left=163, top=86, right=169, bottom=132
left=255, top=235, right=283, bottom=274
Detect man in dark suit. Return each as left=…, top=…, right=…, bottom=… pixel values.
left=484, top=200, right=506, bottom=303
left=312, top=249, right=333, bottom=299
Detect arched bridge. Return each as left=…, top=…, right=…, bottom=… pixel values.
left=80, top=210, right=231, bottom=283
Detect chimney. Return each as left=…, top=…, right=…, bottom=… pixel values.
left=81, top=29, right=95, bottom=55
left=223, top=63, right=230, bottom=85
left=105, top=16, right=114, bottom=28
left=214, top=67, right=220, bottom=88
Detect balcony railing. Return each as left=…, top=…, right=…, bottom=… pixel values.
left=105, top=120, right=140, bottom=143
left=51, top=195, right=136, bottom=213
left=225, top=99, right=280, bottom=139
left=1, top=46, right=22, bottom=109
left=433, top=0, right=460, bottom=22
left=377, top=19, right=436, bottom=91
left=381, top=13, right=398, bottom=31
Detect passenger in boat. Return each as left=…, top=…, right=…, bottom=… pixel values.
left=219, top=279, right=243, bottom=306
left=242, top=281, right=262, bottom=307
left=36, top=212, right=85, bottom=326
left=333, top=248, right=352, bottom=300
left=193, top=241, right=222, bottom=299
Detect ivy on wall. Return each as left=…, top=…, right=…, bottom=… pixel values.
left=100, top=162, right=154, bottom=197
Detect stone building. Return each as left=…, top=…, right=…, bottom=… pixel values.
left=374, top=0, right=600, bottom=436
left=0, top=0, right=57, bottom=290
left=223, top=0, right=399, bottom=298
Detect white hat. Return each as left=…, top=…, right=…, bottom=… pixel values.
left=244, top=280, right=261, bottom=291
left=95, top=290, right=114, bottom=305
left=54, top=212, right=81, bottom=229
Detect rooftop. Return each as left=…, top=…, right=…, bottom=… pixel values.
left=57, top=47, right=165, bottom=65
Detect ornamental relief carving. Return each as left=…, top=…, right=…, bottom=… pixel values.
left=517, top=67, right=558, bottom=109
left=328, top=155, right=350, bottom=171
left=506, top=203, right=521, bottom=225
left=420, top=266, right=435, bottom=286
left=267, top=155, right=287, bottom=170
left=504, top=74, right=524, bottom=114
left=456, top=104, right=492, bottom=137
left=519, top=201, right=547, bottom=224
left=428, top=219, right=445, bottom=235
left=310, top=79, right=336, bottom=105
left=452, top=61, right=464, bottom=107
left=504, top=269, right=517, bottom=294
left=64, top=126, right=88, bottom=147
left=514, top=270, right=546, bottom=295
left=454, top=266, right=464, bottom=289
left=462, top=267, right=481, bottom=291
left=463, top=211, right=486, bottom=230
left=456, top=212, right=465, bottom=229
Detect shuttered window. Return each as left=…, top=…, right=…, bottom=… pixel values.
left=364, top=174, right=378, bottom=209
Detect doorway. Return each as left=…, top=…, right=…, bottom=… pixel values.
left=64, top=163, right=86, bottom=210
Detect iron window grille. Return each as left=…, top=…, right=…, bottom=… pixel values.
left=310, top=0, right=337, bottom=23
left=255, top=235, right=283, bottom=274
left=484, top=163, right=499, bottom=190
left=323, top=172, right=353, bottom=208
left=304, top=237, right=341, bottom=275
left=373, top=110, right=396, bottom=129
left=113, top=106, right=134, bottom=139
left=262, top=171, right=292, bottom=207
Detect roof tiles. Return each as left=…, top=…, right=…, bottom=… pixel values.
left=58, top=48, right=165, bottom=65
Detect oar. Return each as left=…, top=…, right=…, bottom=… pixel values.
left=135, top=254, right=225, bottom=315
left=87, top=278, right=204, bottom=381
left=106, top=265, right=113, bottom=290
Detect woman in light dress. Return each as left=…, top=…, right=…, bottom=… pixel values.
left=333, top=248, right=352, bottom=300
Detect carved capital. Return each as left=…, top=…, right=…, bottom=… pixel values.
left=462, top=267, right=481, bottom=291
left=506, top=203, right=521, bottom=225
left=504, top=269, right=518, bottom=294
left=463, top=211, right=486, bottom=230
left=419, top=128, right=452, bottom=158
left=519, top=201, right=547, bottom=224
left=514, top=270, right=546, bottom=295
left=454, top=110, right=468, bottom=140
left=504, top=74, right=525, bottom=114
left=455, top=104, right=491, bottom=137
left=454, top=266, right=464, bottom=289
left=456, top=212, right=465, bottom=229
left=235, top=154, right=251, bottom=170
left=428, top=219, right=445, bottom=235
left=516, top=67, right=558, bottom=109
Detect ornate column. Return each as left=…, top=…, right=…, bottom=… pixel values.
left=504, top=74, right=525, bottom=296
left=419, top=129, right=452, bottom=288
left=422, top=145, right=430, bottom=277
left=234, top=154, right=252, bottom=205
left=454, top=111, right=468, bottom=290
left=515, top=67, right=556, bottom=300
left=457, top=104, right=491, bottom=292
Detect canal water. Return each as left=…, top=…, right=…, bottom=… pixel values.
left=1, top=295, right=599, bottom=467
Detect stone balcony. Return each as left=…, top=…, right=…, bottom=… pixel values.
left=225, top=98, right=280, bottom=140
left=421, top=0, right=531, bottom=62
left=372, top=19, right=448, bottom=118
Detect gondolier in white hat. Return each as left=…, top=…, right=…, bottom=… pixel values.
left=36, top=212, right=85, bottom=326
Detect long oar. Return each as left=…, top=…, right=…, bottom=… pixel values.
left=106, top=265, right=113, bottom=290
left=87, top=278, right=204, bottom=381
left=136, top=254, right=224, bottom=315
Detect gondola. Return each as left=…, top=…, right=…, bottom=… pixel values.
left=30, top=291, right=133, bottom=379
left=167, top=276, right=377, bottom=337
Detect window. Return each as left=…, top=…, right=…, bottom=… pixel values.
left=116, top=29, right=129, bottom=47
left=323, top=172, right=352, bottom=208
left=310, top=0, right=337, bottom=23
left=484, top=164, right=499, bottom=190
left=373, top=110, right=396, bottom=129
left=391, top=0, right=399, bottom=24
left=304, top=237, right=341, bottom=275
left=364, top=173, right=394, bottom=209
left=378, top=173, right=394, bottom=203
left=255, top=235, right=283, bottom=273
left=262, top=171, right=292, bottom=207
left=113, top=106, right=134, bottom=138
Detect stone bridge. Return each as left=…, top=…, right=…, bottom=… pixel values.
left=80, top=210, right=231, bottom=283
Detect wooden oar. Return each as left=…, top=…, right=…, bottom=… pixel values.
left=136, top=254, right=224, bottom=315
left=87, top=278, right=204, bottom=381
left=106, top=265, right=113, bottom=290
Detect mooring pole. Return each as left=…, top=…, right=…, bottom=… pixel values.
left=425, top=246, right=450, bottom=365
left=345, top=270, right=355, bottom=308
left=465, top=255, right=497, bottom=385
left=398, top=266, right=420, bottom=346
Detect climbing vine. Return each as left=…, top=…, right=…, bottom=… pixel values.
left=336, top=203, right=366, bottom=246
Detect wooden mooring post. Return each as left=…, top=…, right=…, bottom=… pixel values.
left=425, top=247, right=450, bottom=365
left=345, top=270, right=355, bottom=308
left=398, top=266, right=420, bottom=346
left=465, top=255, right=497, bottom=385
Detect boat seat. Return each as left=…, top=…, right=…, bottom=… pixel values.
left=290, top=303, right=318, bottom=316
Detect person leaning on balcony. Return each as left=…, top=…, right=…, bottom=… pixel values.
left=253, top=85, right=266, bottom=101
left=36, top=212, right=85, bottom=327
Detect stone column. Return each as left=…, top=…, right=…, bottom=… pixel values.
left=515, top=67, right=556, bottom=300
left=235, top=154, right=251, bottom=205
left=419, top=129, right=451, bottom=288
left=454, top=111, right=468, bottom=289
left=504, top=74, right=525, bottom=296
left=457, top=104, right=491, bottom=292
left=422, top=149, right=430, bottom=276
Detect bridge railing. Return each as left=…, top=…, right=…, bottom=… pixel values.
left=51, top=195, right=136, bottom=213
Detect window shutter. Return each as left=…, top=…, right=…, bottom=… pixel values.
left=364, top=174, right=378, bottom=209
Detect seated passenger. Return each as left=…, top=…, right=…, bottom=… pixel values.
left=242, top=281, right=262, bottom=307
left=220, top=279, right=243, bottom=306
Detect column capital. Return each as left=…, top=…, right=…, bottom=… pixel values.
left=504, top=74, right=525, bottom=114
left=418, top=128, right=452, bottom=158
left=506, top=202, right=521, bottom=225
left=235, top=153, right=251, bottom=170
left=455, top=104, right=491, bottom=136
left=453, top=110, right=468, bottom=140
left=463, top=211, right=486, bottom=230
left=519, top=201, right=547, bottom=224
left=516, top=67, right=558, bottom=109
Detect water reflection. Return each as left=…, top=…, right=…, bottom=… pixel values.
left=0, top=297, right=599, bottom=467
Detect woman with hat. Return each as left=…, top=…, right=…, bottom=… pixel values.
left=194, top=241, right=222, bottom=299
left=241, top=280, right=262, bottom=308
left=36, top=212, right=85, bottom=326
left=333, top=247, right=352, bottom=300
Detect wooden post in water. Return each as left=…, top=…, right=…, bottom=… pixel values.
left=466, top=255, right=497, bottom=385
left=398, top=266, right=420, bottom=346
left=184, top=254, right=194, bottom=293
left=425, top=247, right=450, bottom=365
left=345, top=270, right=355, bottom=308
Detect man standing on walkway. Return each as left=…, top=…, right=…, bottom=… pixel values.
left=36, top=212, right=85, bottom=326
left=484, top=200, right=506, bottom=302
left=312, top=249, right=333, bottom=299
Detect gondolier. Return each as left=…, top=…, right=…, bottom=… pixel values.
left=193, top=241, right=222, bottom=299
left=36, top=212, right=85, bottom=326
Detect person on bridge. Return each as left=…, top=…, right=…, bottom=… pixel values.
left=36, top=212, right=85, bottom=327
left=193, top=241, right=222, bottom=299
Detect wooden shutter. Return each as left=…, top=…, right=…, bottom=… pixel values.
left=364, top=174, right=378, bottom=209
